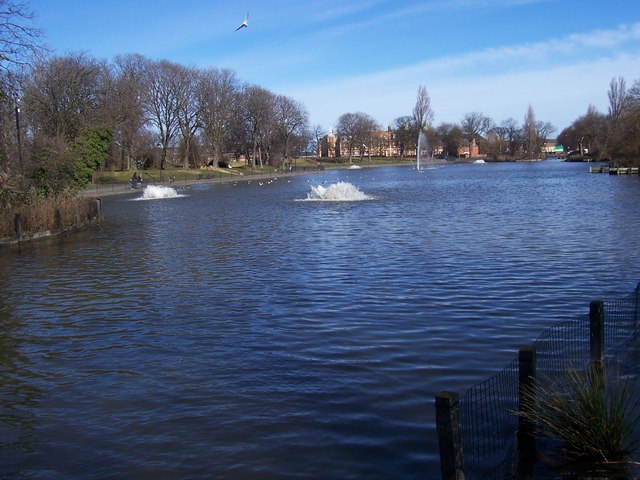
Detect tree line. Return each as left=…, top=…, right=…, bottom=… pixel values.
left=335, top=80, right=640, bottom=166
left=331, top=87, right=558, bottom=163
left=558, top=77, right=640, bottom=163
left=1, top=52, right=311, bottom=197
left=1, top=0, right=639, bottom=213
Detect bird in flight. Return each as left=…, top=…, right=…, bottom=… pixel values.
left=235, top=12, right=249, bottom=31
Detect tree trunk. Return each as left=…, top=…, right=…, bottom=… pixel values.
left=160, top=145, right=167, bottom=170
left=251, top=138, right=257, bottom=169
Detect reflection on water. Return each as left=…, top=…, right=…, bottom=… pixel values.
left=0, top=161, right=639, bottom=479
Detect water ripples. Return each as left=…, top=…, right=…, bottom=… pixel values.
left=0, top=162, right=639, bottom=478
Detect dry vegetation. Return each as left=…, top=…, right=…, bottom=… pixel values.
left=0, top=195, right=98, bottom=240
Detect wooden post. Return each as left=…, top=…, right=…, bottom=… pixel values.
left=95, top=198, right=102, bottom=218
left=54, top=208, right=62, bottom=231
left=518, top=346, right=536, bottom=475
left=14, top=213, right=23, bottom=239
left=436, top=391, right=465, bottom=480
left=590, top=300, right=605, bottom=366
left=635, top=282, right=640, bottom=327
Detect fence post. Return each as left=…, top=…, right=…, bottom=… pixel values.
left=95, top=198, right=102, bottom=218
left=518, top=346, right=536, bottom=475
left=54, top=208, right=62, bottom=230
left=14, top=213, right=23, bottom=239
left=635, top=282, right=640, bottom=327
left=435, top=391, right=465, bottom=480
left=590, top=300, right=605, bottom=366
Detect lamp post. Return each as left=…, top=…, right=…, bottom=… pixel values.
left=14, top=98, right=23, bottom=170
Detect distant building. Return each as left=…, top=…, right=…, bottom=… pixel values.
left=457, top=138, right=482, bottom=158
left=319, top=128, right=340, bottom=157
left=542, top=141, right=564, bottom=155
left=318, top=127, right=443, bottom=159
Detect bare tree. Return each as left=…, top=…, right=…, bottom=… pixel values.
left=559, top=105, right=607, bottom=158
left=173, top=64, right=201, bottom=169
left=0, top=1, right=45, bottom=172
left=413, top=85, right=434, bottom=132
left=336, top=112, right=378, bottom=163
left=608, top=77, right=630, bottom=122
left=604, top=76, right=631, bottom=161
left=198, top=67, right=240, bottom=164
left=242, top=85, right=276, bottom=168
left=23, top=52, right=106, bottom=142
left=335, top=112, right=359, bottom=162
left=393, top=115, right=418, bottom=160
left=111, top=54, right=147, bottom=170
left=358, top=114, right=379, bottom=162
left=535, top=120, right=556, bottom=156
left=497, top=117, right=523, bottom=158
left=436, top=122, right=463, bottom=158
left=412, top=85, right=433, bottom=159
left=629, top=78, right=640, bottom=107
left=0, top=69, right=22, bottom=169
left=141, top=59, right=181, bottom=169
left=275, top=94, right=308, bottom=164
left=0, top=0, right=43, bottom=76
left=461, top=111, right=491, bottom=155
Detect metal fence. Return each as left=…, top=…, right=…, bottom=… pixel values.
left=438, top=282, right=640, bottom=479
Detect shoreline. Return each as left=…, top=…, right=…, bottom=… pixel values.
left=79, top=160, right=433, bottom=198
left=80, top=168, right=328, bottom=198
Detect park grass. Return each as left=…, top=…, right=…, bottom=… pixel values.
left=95, top=168, right=213, bottom=184
left=92, top=157, right=417, bottom=185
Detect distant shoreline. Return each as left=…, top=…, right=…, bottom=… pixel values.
left=80, top=168, right=328, bottom=198
left=80, top=157, right=574, bottom=198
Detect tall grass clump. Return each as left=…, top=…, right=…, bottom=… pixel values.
left=518, top=362, right=640, bottom=466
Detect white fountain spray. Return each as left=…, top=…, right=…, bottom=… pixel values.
left=302, top=182, right=372, bottom=201
left=416, top=130, right=430, bottom=170
left=134, top=185, right=183, bottom=200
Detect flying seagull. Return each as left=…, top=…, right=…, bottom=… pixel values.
left=235, top=12, right=249, bottom=31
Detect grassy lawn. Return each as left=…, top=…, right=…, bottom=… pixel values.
left=92, top=157, right=416, bottom=185
left=94, top=168, right=228, bottom=184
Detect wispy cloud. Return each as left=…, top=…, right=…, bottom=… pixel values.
left=282, top=22, right=640, bottom=130
left=287, top=22, right=640, bottom=89
left=307, top=0, right=555, bottom=35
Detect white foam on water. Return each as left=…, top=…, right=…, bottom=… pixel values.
left=135, top=185, right=184, bottom=200
left=301, top=182, right=373, bottom=201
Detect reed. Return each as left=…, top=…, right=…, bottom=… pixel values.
left=0, top=195, right=96, bottom=239
left=518, top=362, right=640, bottom=465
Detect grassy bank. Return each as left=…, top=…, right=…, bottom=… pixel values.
left=93, top=157, right=416, bottom=183
left=89, top=157, right=418, bottom=188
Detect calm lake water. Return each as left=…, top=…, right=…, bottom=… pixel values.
left=0, top=161, right=639, bottom=479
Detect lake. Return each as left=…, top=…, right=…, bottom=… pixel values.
left=0, top=161, right=639, bottom=479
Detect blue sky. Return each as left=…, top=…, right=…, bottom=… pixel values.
left=30, top=0, right=640, bottom=135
